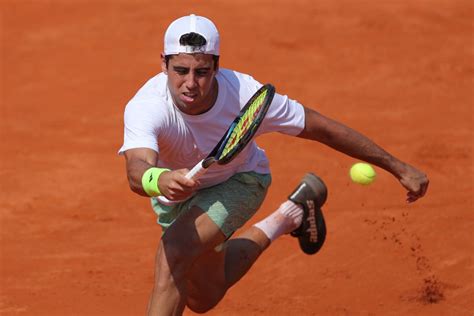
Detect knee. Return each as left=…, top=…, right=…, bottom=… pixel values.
left=187, top=302, right=213, bottom=314
left=186, top=275, right=227, bottom=313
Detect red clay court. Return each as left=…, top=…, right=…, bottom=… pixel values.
left=1, top=1, right=472, bottom=315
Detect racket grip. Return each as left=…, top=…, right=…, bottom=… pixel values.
left=185, top=159, right=208, bottom=180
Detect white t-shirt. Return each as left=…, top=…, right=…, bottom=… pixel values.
left=119, top=69, right=305, bottom=188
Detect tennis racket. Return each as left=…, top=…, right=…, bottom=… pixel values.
left=158, top=83, right=275, bottom=204
left=186, top=83, right=275, bottom=180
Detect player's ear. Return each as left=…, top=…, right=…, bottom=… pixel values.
left=160, top=53, right=168, bottom=74
left=214, top=57, right=219, bottom=72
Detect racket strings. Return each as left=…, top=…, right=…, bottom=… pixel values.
left=220, top=89, right=268, bottom=158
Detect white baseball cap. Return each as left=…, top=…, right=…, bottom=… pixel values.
left=164, top=14, right=220, bottom=56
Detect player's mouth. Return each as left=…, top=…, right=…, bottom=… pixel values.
left=180, top=92, right=198, bottom=103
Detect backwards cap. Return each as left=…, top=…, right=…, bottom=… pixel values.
left=164, top=14, right=220, bottom=56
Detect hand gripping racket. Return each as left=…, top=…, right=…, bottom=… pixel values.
left=158, top=83, right=275, bottom=204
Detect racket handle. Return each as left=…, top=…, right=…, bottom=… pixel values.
left=185, top=159, right=208, bottom=180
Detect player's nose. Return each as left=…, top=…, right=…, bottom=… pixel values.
left=184, top=73, right=198, bottom=89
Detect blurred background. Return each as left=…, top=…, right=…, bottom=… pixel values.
left=1, top=1, right=472, bottom=315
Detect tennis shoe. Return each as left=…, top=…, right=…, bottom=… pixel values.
left=289, top=173, right=328, bottom=255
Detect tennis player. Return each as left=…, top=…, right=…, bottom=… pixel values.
left=119, top=14, right=429, bottom=316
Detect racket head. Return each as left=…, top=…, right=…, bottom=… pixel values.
left=214, top=83, right=275, bottom=165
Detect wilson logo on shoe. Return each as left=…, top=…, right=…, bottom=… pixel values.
left=306, top=200, right=318, bottom=243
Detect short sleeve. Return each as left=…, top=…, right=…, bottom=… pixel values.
left=258, top=93, right=305, bottom=136
left=118, top=100, right=162, bottom=155
left=231, top=72, right=306, bottom=136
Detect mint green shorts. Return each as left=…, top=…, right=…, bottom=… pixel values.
left=150, top=172, right=272, bottom=237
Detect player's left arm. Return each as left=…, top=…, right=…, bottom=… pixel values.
left=297, top=106, right=429, bottom=203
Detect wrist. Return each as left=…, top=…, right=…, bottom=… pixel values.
left=384, top=156, right=407, bottom=179
left=141, top=167, right=170, bottom=197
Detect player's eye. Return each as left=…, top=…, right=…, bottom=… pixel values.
left=173, top=67, right=189, bottom=75
left=195, top=69, right=210, bottom=77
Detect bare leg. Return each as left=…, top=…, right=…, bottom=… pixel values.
left=185, top=203, right=302, bottom=313
left=147, top=206, right=226, bottom=316
left=147, top=200, right=303, bottom=315
left=147, top=241, right=188, bottom=316
left=223, top=227, right=271, bottom=286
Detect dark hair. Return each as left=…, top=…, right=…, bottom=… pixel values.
left=165, top=32, right=219, bottom=69
left=179, top=32, right=207, bottom=46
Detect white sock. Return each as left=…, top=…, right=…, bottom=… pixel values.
left=254, top=201, right=303, bottom=241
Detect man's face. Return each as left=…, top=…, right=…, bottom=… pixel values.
left=162, top=53, right=218, bottom=115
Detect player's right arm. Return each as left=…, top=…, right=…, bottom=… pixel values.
left=123, top=148, right=197, bottom=200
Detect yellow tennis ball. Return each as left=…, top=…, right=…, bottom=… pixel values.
left=350, top=163, right=376, bottom=185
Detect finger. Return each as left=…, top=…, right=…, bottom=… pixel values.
left=406, top=190, right=419, bottom=202
left=167, top=189, right=189, bottom=200
left=420, top=180, right=429, bottom=197
left=180, top=177, right=198, bottom=188
left=168, top=181, right=197, bottom=198
left=407, top=195, right=419, bottom=203
left=176, top=168, right=190, bottom=177
left=168, top=189, right=194, bottom=201
left=167, top=182, right=185, bottom=195
left=408, top=180, right=429, bottom=202
left=171, top=172, right=195, bottom=187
